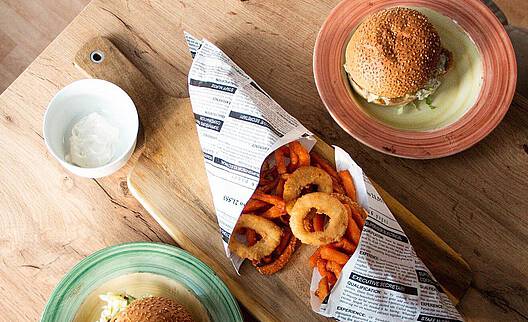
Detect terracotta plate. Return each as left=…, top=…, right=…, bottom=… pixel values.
left=314, top=0, right=516, bottom=159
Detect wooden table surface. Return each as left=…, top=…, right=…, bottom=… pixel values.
left=0, top=0, right=526, bottom=321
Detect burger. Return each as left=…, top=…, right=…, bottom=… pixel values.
left=98, top=293, right=194, bottom=322
left=344, top=7, right=452, bottom=106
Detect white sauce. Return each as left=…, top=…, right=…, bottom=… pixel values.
left=65, top=112, right=119, bottom=168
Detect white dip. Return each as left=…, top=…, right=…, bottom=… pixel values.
left=65, top=112, right=119, bottom=168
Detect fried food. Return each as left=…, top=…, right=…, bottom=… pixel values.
left=243, top=199, right=269, bottom=213
left=283, top=166, right=333, bottom=202
left=313, top=213, right=325, bottom=232
left=258, top=177, right=279, bottom=194
left=288, top=145, right=299, bottom=172
left=289, top=141, right=311, bottom=167
left=331, top=176, right=346, bottom=194
left=327, top=271, right=337, bottom=289
left=229, top=214, right=282, bottom=261
left=261, top=205, right=287, bottom=219
left=309, top=247, right=322, bottom=268
left=254, top=228, right=300, bottom=275
left=331, top=193, right=366, bottom=229
left=289, top=192, right=348, bottom=245
left=285, top=200, right=296, bottom=214
left=320, top=245, right=350, bottom=265
left=232, top=140, right=368, bottom=287
left=316, top=258, right=328, bottom=277
left=275, top=147, right=288, bottom=175
left=316, top=277, right=330, bottom=301
left=344, top=208, right=362, bottom=245
left=252, top=191, right=286, bottom=210
left=310, top=151, right=339, bottom=178
left=326, top=260, right=344, bottom=278
left=331, top=238, right=356, bottom=254
left=246, top=228, right=257, bottom=246
left=338, top=170, right=357, bottom=202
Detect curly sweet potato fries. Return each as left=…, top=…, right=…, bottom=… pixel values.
left=231, top=140, right=368, bottom=301
left=234, top=142, right=313, bottom=275
left=309, top=168, right=366, bottom=300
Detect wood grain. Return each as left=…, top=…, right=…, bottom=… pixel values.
left=0, top=0, right=523, bottom=95
left=75, top=36, right=470, bottom=321
left=0, top=0, right=526, bottom=321
left=495, top=0, right=528, bottom=28
left=0, top=0, right=90, bottom=92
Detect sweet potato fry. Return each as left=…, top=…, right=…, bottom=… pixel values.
left=332, top=176, right=345, bottom=194
left=316, top=277, right=330, bottom=301
left=313, top=213, right=325, bottom=232
left=326, top=260, right=344, bottom=278
left=361, top=207, right=369, bottom=221
left=260, top=163, right=276, bottom=177
left=242, top=199, right=269, bottom=213
left=288, top=146, right=299, bottom=172
left=346, top=212, right=361, bottom=245
left=279, top=214, right=290, bottom=225
left=320, top=246, right=350, bottom=265
left=260, top=159, right=270, bottom=173
left=255, top=232, right=300, bottom=275
left=326, top=271, right=337, bottom=289
left=350, top=204, right=365, bottom=229
left=311, top=152, right=339, bottom=178
left=260, top=256, right=273, bottom=264
left=303, top=216, right=314, bottom=232
left=252, top=191, right=286, bottom=209
left=261, top=205, right=287, bottom=219
left=289, top=141, right=310, bottom=167
left=274, top=148, right=288, bottom=175
left=302, top=207, right=316, bottom=232
left=274, top=228, right=292, bottom=256
left=338, top=170, right=357, bottom=202
left=259, top=177, right=273, bottom=186
left=331, top=238, right=356, bottom=254
left=278, top=145, right=290, bottom=155
left=275, top=177, right=286, bottom=197
left=258, top=177, right=279, bottom=194
left=309, top=247, right=322, bottom=268
left=246, top=228, right=257, bottom=246
left=316, top=258, right=328, bottom=277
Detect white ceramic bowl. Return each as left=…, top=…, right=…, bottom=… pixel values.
left=43, top=79, right=139, bottom=178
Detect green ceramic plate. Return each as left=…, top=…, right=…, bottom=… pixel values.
left=41, top=242, right=242, bottom=322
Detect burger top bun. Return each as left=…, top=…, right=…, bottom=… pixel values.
left=112, top=296, right=194, bottom=322
left=345, top=7, right=443, bottom=98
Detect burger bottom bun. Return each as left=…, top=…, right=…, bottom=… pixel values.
left=350, top=79, right=415, bottom=107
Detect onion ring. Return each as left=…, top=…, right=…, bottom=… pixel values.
left=285, top=200, right=296, bottom=214
left=289, top=192, right=348, bottom=245
left=229, top=214, right=282, bottom=260
left=331, top=193, right=367, bottom=228
left=253, top=228, right=300, bottom=275
left=283, top=166, right=333, bottom=202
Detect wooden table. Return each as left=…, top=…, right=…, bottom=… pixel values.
left=0, top=0, right=526, bottom=321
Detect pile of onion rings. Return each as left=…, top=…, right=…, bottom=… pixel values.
left=228, top=140, right=368, bottom=300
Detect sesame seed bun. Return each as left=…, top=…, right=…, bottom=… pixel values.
left=345, top=7, right=445, bottom=104
left=112, top=296, right=194, bottom=322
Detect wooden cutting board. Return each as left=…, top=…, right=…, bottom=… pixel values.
left=75, top=37, right=471, bottom=322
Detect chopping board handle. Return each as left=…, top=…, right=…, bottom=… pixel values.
left=74, top=36, right=163, bottom=136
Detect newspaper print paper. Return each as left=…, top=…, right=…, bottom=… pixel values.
left=185, top=33, right=463, bottom=321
